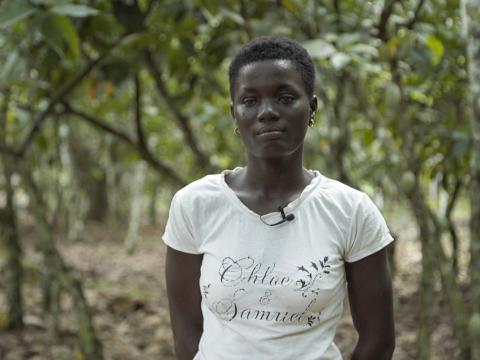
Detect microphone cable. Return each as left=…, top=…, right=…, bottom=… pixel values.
left=260, top=206, right=295, bottom=226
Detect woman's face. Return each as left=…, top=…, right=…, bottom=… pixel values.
left=231, top=59, right=316, bottom=160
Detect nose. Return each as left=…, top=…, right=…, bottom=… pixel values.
left=257, top=98, right=280, bottom=122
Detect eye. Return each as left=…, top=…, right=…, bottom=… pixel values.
left=241, top=97, right=257, bottom=106
left=278, top=94, right=295, bottom=104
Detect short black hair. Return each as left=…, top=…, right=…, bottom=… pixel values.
left=228, top=36, right=315, bottom=99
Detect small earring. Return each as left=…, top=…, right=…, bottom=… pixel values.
left=308, top=118, right=315, bottom=127
left=234, top=127, right=240, bottom=135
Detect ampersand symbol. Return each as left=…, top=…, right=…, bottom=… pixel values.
left=259, top=290, right=272, bottom=305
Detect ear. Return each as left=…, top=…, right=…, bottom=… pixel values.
left=310, top=95, right=318, bottom=116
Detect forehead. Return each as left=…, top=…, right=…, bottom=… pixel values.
left=234, top=59, right=305, bottom=95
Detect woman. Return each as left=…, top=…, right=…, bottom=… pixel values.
left=163, top=36, right=395, bottom=360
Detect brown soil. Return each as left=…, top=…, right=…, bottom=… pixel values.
left=0, top=219, right=461, bottom=359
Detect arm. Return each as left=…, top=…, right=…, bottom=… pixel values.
left=165, top=246, right=204, bottom=360
left=345, top=247, right=395, bottom=360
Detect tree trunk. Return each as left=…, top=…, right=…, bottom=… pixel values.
left=410, top=184, right=471, bottom=358
left=462, top=0, right=480, bottom=358
left=0, top=169, right=24, bottom=330
left=21, top=168, right=104, bottom=359
left=107, top=142, right=126, bottom=223
left=149, top=181, right=158, bottom=226
left=125, top=163, right=146, bottom=253
left=0, top=89, right=23, bottom=329
left=409, top=189, right=435, bottom=360
left=58, top=124, right=88, bottom=241
left=87, top=173, right=109, bottom=221
left=442, top=177, right=462, bottom=277
left=67, top=128, right=109, bottom=222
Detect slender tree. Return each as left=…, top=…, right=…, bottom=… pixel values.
left=462, top=0, right=480, bottom=358
left=0, top=89, right=24, bottom=329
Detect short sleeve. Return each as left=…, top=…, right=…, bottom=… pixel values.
left=162, top=191, right=200, bottom=254
left=344, top=193, right=394, bottom=263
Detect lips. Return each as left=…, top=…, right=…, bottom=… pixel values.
left=256, top=127, right=285, bottom=140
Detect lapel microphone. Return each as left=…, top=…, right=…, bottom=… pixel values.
left=261, top=206, right=295, bottom=226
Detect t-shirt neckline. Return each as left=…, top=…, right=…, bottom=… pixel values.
left=219, top=167, right=323, bottom=222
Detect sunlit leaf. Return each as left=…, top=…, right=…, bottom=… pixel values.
left=303, top=39, right=336, bottom=59
left=51, top=4, right=99, bottom=18
left=348, top=44, right=379, bottom=58
left=330, top=52, right=351, bottom=70
left=425, top=35, right=444, bottom=66
left=0, top=51, right=21, bottom=84
left=219, top=8, right=245, bottom=25
left=336, top=33, right=363, bottom=48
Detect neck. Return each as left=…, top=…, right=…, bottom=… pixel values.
left=244, top=149, right=311, bottom=197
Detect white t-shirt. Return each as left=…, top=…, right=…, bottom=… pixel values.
left=162, top=168, right=394, bottom=360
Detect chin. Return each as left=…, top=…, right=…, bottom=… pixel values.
left=251, top=145, right=302, bottom=159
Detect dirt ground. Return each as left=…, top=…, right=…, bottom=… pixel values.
left=0, top=215, right=462, bottom=359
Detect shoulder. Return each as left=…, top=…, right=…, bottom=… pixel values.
left=172, top=173, right=226, bottom=210
left=314, top=173, right=367, bottom=211
left=175, top=173, right=221, bottom=196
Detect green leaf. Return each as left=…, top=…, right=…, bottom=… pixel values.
left=336, top=33, right=363, bottom=48
left=386, top=36, right=401, bottom=57
left=30, top=0, right=69, bottom=5
left=194, top=0, right=219, bottom=14
left=362, top=128, right=376, bottom=146
left=0, top=0, right=36, bottom=29
left=281, top=0, right=298, bottom=14
left=425, top=35, right=444, bottom=66
left=53, top=14, right=80, bottom=61
left=330, top=52, right=351, bottom=70
left=0, top=51, right=26, bottom=86
left=302, top=39, right=336, bottom=59
left=51, top=4, right=99, bottom=18
left=348, top=44, right=379, bottom=58
left=39, top=13, right=80, bottom=61
left=1, top=51, right=17, bottom=78
left=452, top=139, right=468, bottom=158
left=38, top=13, right=64, bottom=57
left=385, top=83, right=401, bottom=108
left=219, top=9, right=244, bottom=25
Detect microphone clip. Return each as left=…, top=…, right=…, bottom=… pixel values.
left=260, top=206, right=295, bottom=226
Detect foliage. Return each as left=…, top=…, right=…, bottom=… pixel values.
left=0, top=0, right=477, bottom=358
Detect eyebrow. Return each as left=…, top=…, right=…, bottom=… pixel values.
left=238, top=83, right=300, bottom=95
left=277, top=84, right=299, bottom=92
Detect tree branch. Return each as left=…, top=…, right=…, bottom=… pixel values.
left=376, top=0, right=402, bottom=41
left=0, top=90, right=21, bottom=158
left=16, top=41, right=119, bottom=157
left=144, top=50, right=213, bottom=172
left=134, top=74, right=148, bottom=150
left=144, top=0, right=157, bottom=16
left=445, top=177, right=462, bottom=219
left=63, top=103, right=135, bottom=146
left=63, top=103, right=186, bottom=185
left=444, top=176, right=462, bottom=273
left=0, top=88, right=11, bottom=147
left=333, top=0, right=342, bottom=31
left=239, top=0, right=253, bottom=40
left=400, top=0, right=426, bottom=30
